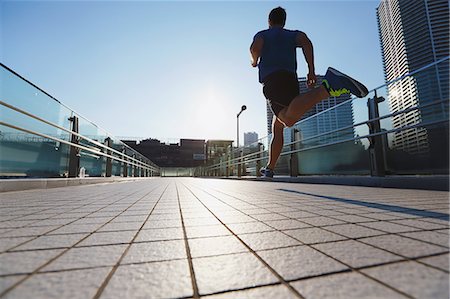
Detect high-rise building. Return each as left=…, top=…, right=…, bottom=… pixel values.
left=296, top=76, right=354, bottom=145
left=265, top=76, right=354, bottom=143
left=377, top=0, right=449, bottom=153
left=244, top=132, right=259, bottom=146
left=266, top=102, right=274, bottom=136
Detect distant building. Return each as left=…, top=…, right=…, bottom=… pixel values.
left=377, top=0, right=449, bottom=153
left=205, top=140, right=233, bottom=163
left=122, top=138, right=205, bottom=167
left=244, top=132, right=259, bottom=147
left=179, top=139, right=206, bottom=166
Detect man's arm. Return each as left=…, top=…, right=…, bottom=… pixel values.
left=250, top=36, right=263, bottom=67
left=296, top=31, right=316, bottom=88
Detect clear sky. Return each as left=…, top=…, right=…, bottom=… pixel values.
left=1, top=0, right=384, bottom=144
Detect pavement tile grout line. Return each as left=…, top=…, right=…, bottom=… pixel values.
left=1, top=248, right=447, bottom=279
left=189, top=182, right=433, bottom=298
left=1, top=192, right=147, bottom=253
left=0, top=182, right=165, bottom=298
left=92, top=183, right=170, bottom=299
left=0, top=179, right=448, bottom=298
left=204, top=185, right=448, bottom=232
left=254, top=187, right=448, bottom=216
left=200, top=184, right=448, bottom=243
left=0, top=187, right=151, bottom=251
left=203, top=183, right=449, bottom=253
left=176, top=182, right=200, bottom=299
left=0, top=187, right=131, bottom=224
left=181, top=182, right=306, bottom=299
left=0, top=191, right=114, bottom=232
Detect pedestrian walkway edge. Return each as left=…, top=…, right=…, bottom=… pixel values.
left=0, top=177, right=156, bottom=193
left=219, top=175, right=450, bottom=191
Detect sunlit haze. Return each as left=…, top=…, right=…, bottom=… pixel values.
left=1, top=0, right=384, bottom=143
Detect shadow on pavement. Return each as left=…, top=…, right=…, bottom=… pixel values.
left=278, top=188, right=449, bottom=221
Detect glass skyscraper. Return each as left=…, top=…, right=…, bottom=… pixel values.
left=377, top=0, right=449, bottom=154
left=265, top=76, right=354, bottom=145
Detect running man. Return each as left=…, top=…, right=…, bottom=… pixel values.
left=250, top=6, right=368, bottom=178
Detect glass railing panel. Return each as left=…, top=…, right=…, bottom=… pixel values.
left=0, top=128, right=71, bottom=177
left=293, top=95, right=370, bottom=151
left=0, top=67, right=73, bottom=177
left=296, top=139, right=371, bottom=175
left=258, top=135, right=270, bottom=171
left=112, top=159, right=122, bottom=177
left=275, top=144, right=290, bottom=175
left=76, top=116, right=105, bottom=177
left=285, top=99, right=371, bottom=175
left=242, top=140, right=264, bottom=176
left=1, top=64, right=159, bottom=178
left=125, top=147, right=134, bottom=176
left=1, top=67, right=72, bottom=131
left=377, top=58, right=449, bottom=175
left=383, top=123, right=449, bottom=175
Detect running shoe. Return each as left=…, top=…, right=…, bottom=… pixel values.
left=260, top=167, right=274, bottom=179
left=322, top=67, right=369, bottom=98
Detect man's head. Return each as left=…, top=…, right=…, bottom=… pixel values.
left=268, top=6, right=286, bottom=28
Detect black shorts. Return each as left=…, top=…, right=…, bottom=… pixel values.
left=263, top=70, right=299, bottom=116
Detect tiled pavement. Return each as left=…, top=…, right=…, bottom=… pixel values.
left=0, top=178, right=448, bottom=299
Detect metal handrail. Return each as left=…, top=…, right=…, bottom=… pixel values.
left=204, top=118, right=448, bottom=171
left=371, top=55, right=450, bottom=91
left=279, top=118, right=448, bottom=158
left=203, top=57, right=450, bottom=172
left=0, top=99, right=155, bottom=169
left=0, top=63, right=144, bottom=157
left=0, top=121, right=160, bottom=172
left=283, top=98, right=448, bottom=148
left=291, top=56, right=449, bottom=128
left=217, top=97, right=449, bottom=168
left=195, top=58, right=450, bottom=175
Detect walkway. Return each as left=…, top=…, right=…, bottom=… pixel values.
left=0, top=178, right=448, bottom=298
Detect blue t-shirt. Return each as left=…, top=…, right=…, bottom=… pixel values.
left=253, top=27, right=299, bottom=83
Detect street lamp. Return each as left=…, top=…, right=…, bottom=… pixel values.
left=237, top=105, right=247, bottom=148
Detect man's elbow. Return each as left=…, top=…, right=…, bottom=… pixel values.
left=251, top=38, right=263, bottom=53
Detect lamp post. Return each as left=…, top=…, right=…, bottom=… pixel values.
left=236, top=105, right=247, bottom=148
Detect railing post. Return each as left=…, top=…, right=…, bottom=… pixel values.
left=133, top=154, right=137, bottom=177
left=105, top=137, right=112, bottom=177
left=226, top=146, right=230, bottom=177
left=238, top=148, right=242, bottom=178
left=122, top=148, right=128, bottom=177
left=290, top=128, right=300, bottom=177
left=256, top=142, right=263, bottom=177
left=367, top=93, right=387, bottom=177
left=241, top=149, right=246, bottom=177
left=68, top=116, right=80, bottom=178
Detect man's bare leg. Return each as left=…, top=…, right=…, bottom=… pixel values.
left=278, top=85, right=330, bottom=127
left=267, top=116, right=285, bottom=170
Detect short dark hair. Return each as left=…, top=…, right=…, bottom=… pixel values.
left=269, top=7, right=286, bottom=26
